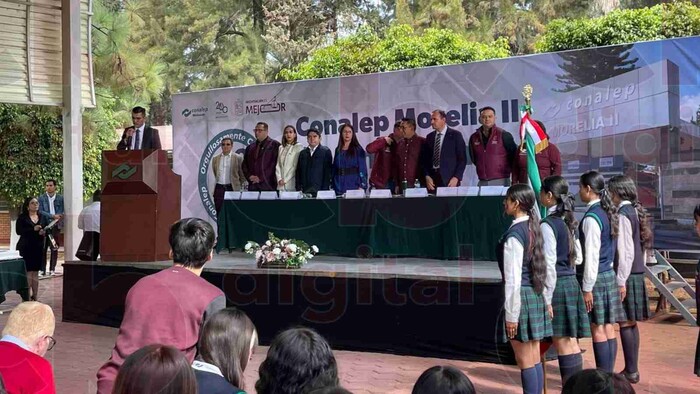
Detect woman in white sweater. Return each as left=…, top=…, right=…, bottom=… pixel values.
left=276, top=125, right=304, bottom=191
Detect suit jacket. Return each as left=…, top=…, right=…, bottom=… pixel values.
left=276, top=143, right=304, bottom=191
left=212, top=152, right=245, bottom=190
left=116, top=126, right=162, bottom=150
left=242, top=137, right=281, bottom=191
left=421, top=127, right=468, bottom=185
left=295, top=145, right=333, bottom=195
left=38, top=193, right=64, bottom=230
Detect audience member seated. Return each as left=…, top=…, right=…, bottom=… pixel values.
left=562, top=369, right=635, bottom=394
left=96, top=218, right=226, bottom=394
left=412, top=365, right=475, bottom=394
left=194, top=307, right=258, bottom=394
left=112, top=344, right=197, bottom=394
left=255, top=327, right=339, bottom=394
left=0, top=301, right=56, bottom=394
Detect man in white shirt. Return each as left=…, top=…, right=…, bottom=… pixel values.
left=76, top=190, right=101, bottom=261
left=211, top=138, right=246, bottom=214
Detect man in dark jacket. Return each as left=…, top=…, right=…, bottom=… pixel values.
left=116, top=106, right=162, bottom=150
left=296, top=129, right=333, bottom=196
left=242, top=122, right=281, bottom=191
left=366, top=122, right=403, bottom=190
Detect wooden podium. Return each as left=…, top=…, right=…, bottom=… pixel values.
left=100, top=150, right=181, bottom=262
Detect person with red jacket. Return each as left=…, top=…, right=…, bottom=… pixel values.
left=512, top=120, right=562, bottom=185
left=0, top=301, right=57, bottom=394
left=366, top=122, right=403, bottom=190
left=468, top=106, right=518, bottom=186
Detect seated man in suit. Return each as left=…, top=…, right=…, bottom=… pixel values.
left=117, top=106, right=162, bottom=150
left=211, top=137, right=245, bottom=213
left=421, top=110, right=467, bottom=191
left=296, top=128, right=333, bottom=196
left=242, top=122, right=281, bottom=191
left=0, top=301, right=57, bottom=394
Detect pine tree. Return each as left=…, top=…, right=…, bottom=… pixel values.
left=554, top=44, right=637, bottom=92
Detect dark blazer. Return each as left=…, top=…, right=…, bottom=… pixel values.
left=242, top=137, right=281, bottom=191
left=116, top=126, right=162, bottom=150
left=421, top=127, right=468, bottom=186
left=194, top=369, right=244, bottom=394
left=295, top=145, right=333, bottom=195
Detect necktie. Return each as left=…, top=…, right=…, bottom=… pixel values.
left=134, top=129, right=141, bottom=150
left=432, top=131, right=442, bottom=168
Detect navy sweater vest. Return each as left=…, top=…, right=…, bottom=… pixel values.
left=618, top=204, right=645, bottom=274
left=579, top=203, right=615, bottom=274
left=542, top=215, right=576, bottom=277
left=498, top=221, right=533, bottom=287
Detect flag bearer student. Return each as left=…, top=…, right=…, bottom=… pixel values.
left=578, top=171, right=626, bottom=373
left=607, top=175, right=652, bottom=384
left=539, top=176, right=590, bottom=385
left=498, top=183, right=552, bottom=394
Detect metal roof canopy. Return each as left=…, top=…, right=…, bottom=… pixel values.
left=0, top=0, right=94, bottom=107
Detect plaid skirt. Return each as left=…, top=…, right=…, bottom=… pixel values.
left=621, top=273, right=650, bottom=322
left=500, top=286, right=553, bottom=343
left=589, top=270, right=626, bottom=325
left=551, top=275, right=591, bottom=338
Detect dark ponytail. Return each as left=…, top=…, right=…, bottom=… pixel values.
left=607, top=174, right=652, bottom=249
left=506, top=184, right=546, bottom=294
left=542, top=176, right=579, bottom=267
left=580, top=171, right=618, bottom=238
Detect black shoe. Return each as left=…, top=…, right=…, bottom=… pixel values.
left=621, top=370, right=640, bottom=384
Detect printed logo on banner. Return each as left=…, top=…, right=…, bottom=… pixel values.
left=243, top=98, right=287, bottom=116
left=215, top=101, right=229, bottom=119
left=198, top=129, right=256, bottom=220
left=181, top=106, right=208, bottom=118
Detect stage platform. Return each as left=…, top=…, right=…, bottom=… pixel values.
left=62, top=252, right=515, bottom=364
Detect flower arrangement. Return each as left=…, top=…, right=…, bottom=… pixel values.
left=245, top=232, right=319, bottom=269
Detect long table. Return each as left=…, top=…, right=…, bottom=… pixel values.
left=0, top=258, right=30, bottom=304
left=217, top=196, right=510, bottom=261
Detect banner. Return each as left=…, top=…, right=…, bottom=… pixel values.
left=173, top=36, right=700, bottom=224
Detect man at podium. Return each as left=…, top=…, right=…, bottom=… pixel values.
left=116, top=106, right=162, bottom=150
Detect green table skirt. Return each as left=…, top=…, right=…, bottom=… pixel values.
left=0, top=258, right=30, bottom=304
left=217, top=196, right=510, bottom=261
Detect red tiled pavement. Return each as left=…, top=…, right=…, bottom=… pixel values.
left=1, top=275, right=698, bottom=393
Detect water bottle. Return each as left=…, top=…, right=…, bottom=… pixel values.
left=243, top=181, right=248, bottom=191
left=414, top=179, right=420, bottom=188
left=401, top=179, right=408, bottom=192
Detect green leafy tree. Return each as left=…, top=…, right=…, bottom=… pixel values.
left=535, top=1, right=700, bottom=52
left=279, top=24, right=509, bottom=80
left=415, top=0, right=467, bottom=31
left=554, top=44, right=637, bottom=92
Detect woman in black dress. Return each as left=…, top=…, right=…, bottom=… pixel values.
left=16, top=197, right=49, bottom=300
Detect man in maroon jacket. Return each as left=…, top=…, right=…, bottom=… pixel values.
left=96, top=218, right=226, bottom=394
left=468, top=106, right=518, bottom=186
left=395, top=118, right=426, bottom=193
left=366, top=122, right=403, bottom=190
left=242, top=122, right=281, bottom=191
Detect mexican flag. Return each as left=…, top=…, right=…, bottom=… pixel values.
left=519, top=111, right=549, bottom=218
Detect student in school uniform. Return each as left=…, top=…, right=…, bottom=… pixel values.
left=498, top=183, right=552, bottom=394
left=693, top=204, right=700, bottom=378
left=607, top=174, right=652, bottom=384
left=539, top=176, right=590, bottom=385
left=578, top=170, right=626, bottom=374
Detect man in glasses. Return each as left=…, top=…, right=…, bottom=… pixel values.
left=0, top=301, right=57, bottom=393
left=211, top=137, right=246, bottom=213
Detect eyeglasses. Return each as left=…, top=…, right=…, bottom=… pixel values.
left=46, top=335, right=56, bottom=351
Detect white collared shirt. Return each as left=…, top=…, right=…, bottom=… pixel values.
left=504, top=215, right=529, bottom=323
left=192, top=360, right=224, bottom=377
left=217, top=153, right=232, bottom=185
left=432, top=125, right=448, bottom=169
left=0, top=334, right=30, bottom=351
left=47, top=193, right=56, bottom=215
left=616, top=200, right=635, bottom=286
left=581, top=199, right=602, bottom=292
left=309, top=145, right=318, bottom=157
left=78, top=202, right=101, bottom=233
left=541, top=205, right=583, bottom=305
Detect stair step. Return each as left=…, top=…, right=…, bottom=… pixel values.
left=665, top=281, right=690, bottom=292
left=648, top=264, right=671, bottom=276
left=681, top=298, right=697, bottom=310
